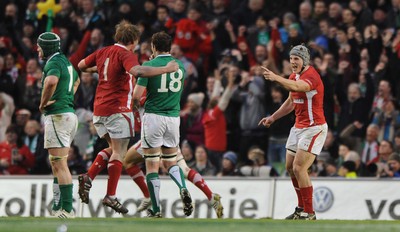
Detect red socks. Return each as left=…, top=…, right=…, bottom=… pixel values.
left=87, top=149, right=111, bottom=180
left=107, top=160, right=123, bottom=196
left=291, top=177, right=304, bottom=208
left=188, top=169, right=212, bottom=200
left=126, top=165, right=150, bottom=198
left=300, top=186, right=314, bottom=214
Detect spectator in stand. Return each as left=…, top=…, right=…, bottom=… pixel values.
left=180, top=92, right=205, bottom=147
left=24, top=120, right=50, bottom=175
left=15, top=58, right=42, bottom=120
left=313, top=0, right=328, bottom=22
left=4, top=52, right=22, bottom=87
left=337, top=81, right=374, bottom=144
left=320, top=129, right=339, bottom=160
left=298, top=1, right=318, bottom=41
left=192, top=145, right=217, bottom=176
left=358, top=123, right=380, bottom=165
left=85, top=28, right=105, bottom=57
left=0, top=55, right=15, bottom=98
left=79, top=0, right=105, bottom=29
left=140, top=0, right=157, bottom=26
left=283, top=23, right=305, bottom=56
left=202, top=66, right=235, bottom=172
left=363, top=24, right=383, bottom=73
left=279, top=12, right=297, bottom=46
left=15, top=108, right=31, bottom=138
left=151, top=5, right=170, bottom=34
left=372, top=7, right=388, bottom=29
left=168, top=3, right=212, bottom=75
left=328, top=2, right=343, bottom=26
left=371, top=79, right=394, bottom=115
left=324, top=158, right=339, bottom=177
left=344, top=150, right=371, bottom=177
left=386, top=0, right=400, bottom=29
left=75, top=72, right=97, bottom=111
left=338, top=160, right=358, bottom=178
left=232, top=68, right=267, bottom=163
left=372, top=99, right=400, bottom=141
left=218, top=151, right=239, bottom=176
left=368, top=139, right=393, bottom=166
left=337, top=141, right=353, bottom=168
left=267, top=84, right=294, bottom=164
left=166, top=0, right=187, bottom=26
left=180, top=139, right=196, bottom=168
left=0, top=124, right=35, bottom=175
left=387, top=153, right=400, bottom=177
left=74, top=108, right=93, bottom=158
left=0, top=92, right=15, bottom=143
left=394, top=130, right=400, bottom=154
left=67, top=145, right=87, bottom=175
left=108, top=1, right=135, bottom=27
left=55, top=0, right=76, bottom=31
left=349, top=0, right=373, bottom=33
left=231, top=0, right=265, bottom=30
left=239, top=146, right=280, bottom=177
left=203, top=0, right=232, bottom=53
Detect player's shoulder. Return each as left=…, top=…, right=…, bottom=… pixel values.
left=45, top=56, right=61, bottom=69
left=142, top=59, right=154, bottom=66
left=306, top=66, right=320, bottom=76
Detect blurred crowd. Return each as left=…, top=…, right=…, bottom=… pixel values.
left=1, top=0, right=400, bottom=179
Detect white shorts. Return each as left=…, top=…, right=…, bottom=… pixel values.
left=286, top=123, right=328, bottom=155
left=44, top=113, right=78, bottom=149
left=141, top=113, right=180, bottom=148
left=93, top=112, right=134, bottom=139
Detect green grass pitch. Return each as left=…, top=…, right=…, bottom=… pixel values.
left=1, top=217, right=400, bottom=232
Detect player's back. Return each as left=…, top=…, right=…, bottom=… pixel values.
left=43, top=53, right=78, bottom=115
left=138, top=54, right=185, bottom=117
left=92, top=44, right=139, bottom=116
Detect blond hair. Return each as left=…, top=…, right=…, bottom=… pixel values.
left=114, top=20, right=140, bottom=45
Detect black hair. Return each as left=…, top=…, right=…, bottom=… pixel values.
left=151, top=31, right=172, bottom=53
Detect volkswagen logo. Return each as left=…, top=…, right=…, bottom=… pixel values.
left=313, top=186, right=334, bottom=212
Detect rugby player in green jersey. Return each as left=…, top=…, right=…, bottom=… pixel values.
left=133, top=32, right=193, bottom=218
left=38, top=32, right=80, bottom=218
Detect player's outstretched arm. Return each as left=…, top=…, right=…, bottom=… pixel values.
left=130, top=60, right=178, bottom=77
left=261, top=66, right=311, bottom=92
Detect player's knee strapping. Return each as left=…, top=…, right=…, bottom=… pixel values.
left=161, top=152, right=177, bottom=161
left=177, top=157, right=190, bottom=176
left=49, top=154, right=68, bottom=163
left=144, top=152, right=160, bottom=161
left=177, top=156, right=187, bottom=167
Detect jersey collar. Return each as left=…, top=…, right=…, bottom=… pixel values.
left=115, top=43, right=129, bottom=50
left=46, top=52, right=60, bottom=64
left=155, top=54, right=172, bottom=58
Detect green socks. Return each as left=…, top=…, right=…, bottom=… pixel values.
left=59, top=184, right=73, bottom=213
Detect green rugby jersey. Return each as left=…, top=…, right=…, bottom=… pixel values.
left=41, top=52, right=79, bottom=115
left=137, top=54, right=185, bottom=117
